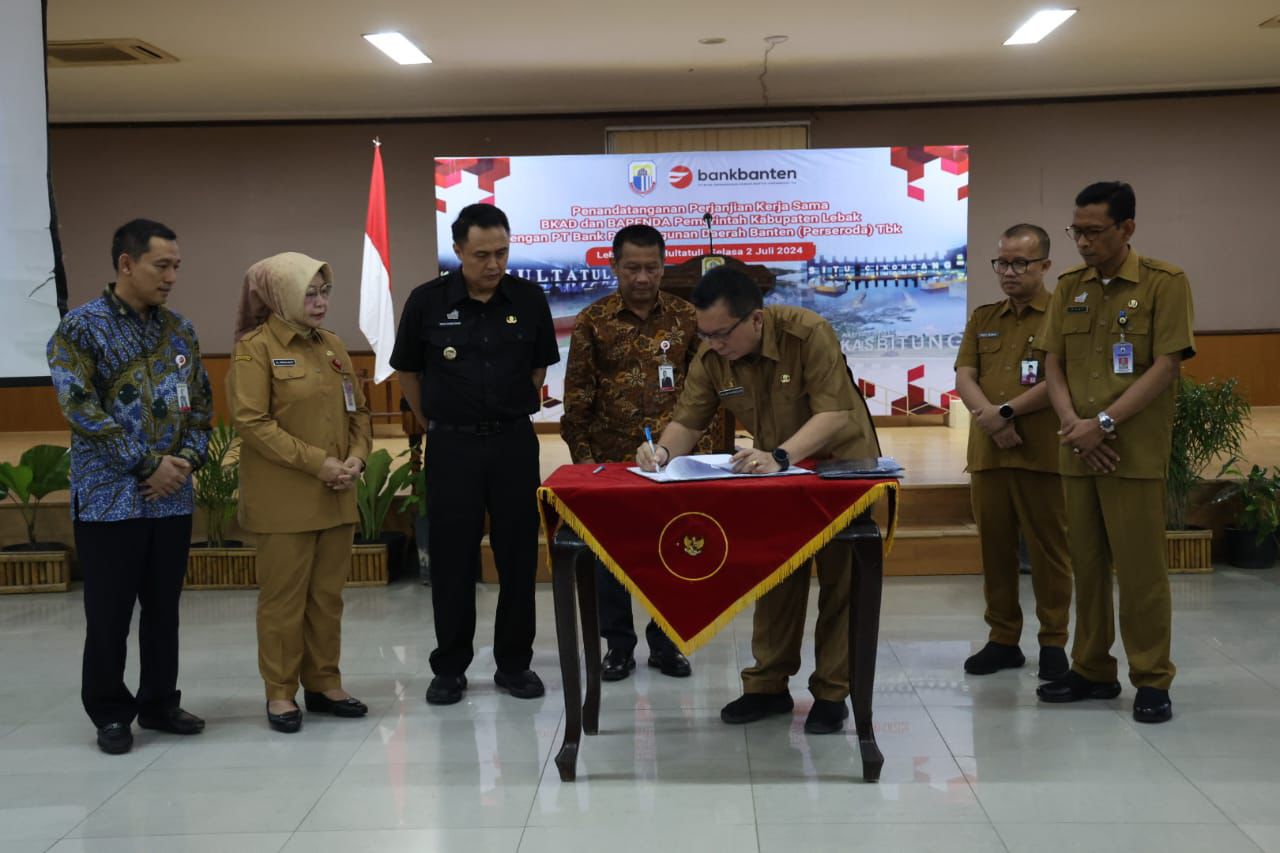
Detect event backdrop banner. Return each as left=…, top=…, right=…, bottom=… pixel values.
left=435, top=147, right=968, bottom=419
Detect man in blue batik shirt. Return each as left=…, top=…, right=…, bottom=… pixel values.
left=47, top=219, right=212, bottom=755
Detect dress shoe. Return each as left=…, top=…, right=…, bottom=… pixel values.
left=96, top=722, right=133, bottom=755
left=494, top=669, right=545, bottom=699
left=426, top=674, right=468, bottom=705
left=804, top=698, right=850, bottom=734
left=303, top=691, right=368, bottom=717
left=647, top=649, right=692, bottom=678
left=266, top=702, right=302, bottom=734
left=1036, top=671, right=1122, bottom=703
left=137, top=707, right=206, bottom=735
left=720, top=691, right=794, bottom=725
left=964, top=641, right=1026, bottom=675
left=1037, top=646, right=1070, bottom=681
left=1133, top=686, right=1173, bottom=724
left=601, top=649, right=637, bottom=682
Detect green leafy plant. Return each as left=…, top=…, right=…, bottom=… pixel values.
left=0, top=445, right=71, bottom=546
left=1211, top=458, right=1280, bottom=544
left=356, top=449, right=414, bottom=542
left=1166, top=377, right=1250, bottom=530
left=193, top=423, right=239, bottom=548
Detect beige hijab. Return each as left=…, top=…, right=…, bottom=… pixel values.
left=234, top=252, right=333, bottom=341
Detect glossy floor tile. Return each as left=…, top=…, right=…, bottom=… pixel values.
left=0, top=568, right=1277, bottom=850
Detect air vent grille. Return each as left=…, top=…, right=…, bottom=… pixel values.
left=47, top=39, right=178, bottom=67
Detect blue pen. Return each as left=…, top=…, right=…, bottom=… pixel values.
left=644, top=425, right=660, bottom=470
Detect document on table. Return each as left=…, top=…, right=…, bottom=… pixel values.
left=627, top=453, right=813, bottom=483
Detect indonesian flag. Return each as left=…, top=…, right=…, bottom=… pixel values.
left=359, top=142, right=396, bottom=383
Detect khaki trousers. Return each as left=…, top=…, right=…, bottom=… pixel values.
left=970, top=468, right=1073, bottom=648
left=1062, top=476, right=1175, bottom=690
left=255, top=524, right=355, bottom=700
left=741, top=541, right=850, bottom=702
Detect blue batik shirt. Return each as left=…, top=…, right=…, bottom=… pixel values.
left=46, top=284, right=213, bottom=521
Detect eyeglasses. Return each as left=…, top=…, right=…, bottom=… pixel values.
left=1065, top=223, right=1121, bottom=242
left=304, top=284, right=334, bottom=300
left=696, top=316, right=747, bottom=342
left=990, top=257, right=1047, bottom=275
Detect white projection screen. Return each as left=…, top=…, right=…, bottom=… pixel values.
left=0, top=0, right=66, bottom=385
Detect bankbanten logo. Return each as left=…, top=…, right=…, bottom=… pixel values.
left=669, top=164, right=693, bottom=189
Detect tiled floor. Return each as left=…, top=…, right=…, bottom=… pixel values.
left=2, top=567, right=1279, bottom=852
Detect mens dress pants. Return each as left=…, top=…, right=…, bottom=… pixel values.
left=75, top=514, right=192, bottom=728
left=425, top=420, right=541, bottom=677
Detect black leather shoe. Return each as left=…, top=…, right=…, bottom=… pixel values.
left=1036, top=671, right=1123, bottom=703
left=964, top=641, right=1026, bottom=675
left=266, top=702, right=302, bottom=734
left=1037, top=646, right=1070, bottom=681
left=426, top=675, right=467, bottom=706
left=804, top=698, right=850, bottom=734
left=303, top=691, right=369, bottom=717
left=601, top=649, right=637, bottom=682
left=648, top=649, right=692, bottom=678
left=494, top=669, right=545, bottom=699
left=96, top=722, right=133, bottom=755
left=720, top=692, right=794, bottom=724
left=137, top=707, right=206, bottom=735
left=1133, top=687, right=1173, bottom=724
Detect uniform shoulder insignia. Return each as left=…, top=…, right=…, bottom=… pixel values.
left=1057, top=262, right=1088, bottom=279
left=1139, top=256, right=1185, bottom=275
left=234, top=354, right=253, bottom=362
left=238, top=326, right=265, bottom=343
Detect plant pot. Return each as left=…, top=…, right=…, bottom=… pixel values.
left=1165, top=528, right=1214, bottom=574
left=185, top=544, right=258, bottom=589
left=1224, top=527, right=1278, bottom=570
left=349, top=541, right=389, bottom=587
left=413, top=514, right=431, bottom=585
left=0, top=543, right=71, bottom=593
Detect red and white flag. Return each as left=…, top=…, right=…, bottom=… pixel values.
left=360, top=141, right=396, bottom=383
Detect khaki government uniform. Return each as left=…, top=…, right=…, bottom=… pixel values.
left=228, top=314, right=373, bottom=700
left=956, top=292, right=1072, bottom=648
left=1039, top=250, right=1195, bottom=690
left=672, top=305, right=880, bottom=701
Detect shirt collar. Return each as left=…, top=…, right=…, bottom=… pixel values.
left=756, top=308, right=781, bottom=363
left=103, top=282, right=153, bottom=322
left=610, top=290, right=667, bottom=319
left=997, top=288, right=1051, bottom=317
left=445, top=272, right=513, bottom=308
left=1081, top=247, right=1141, bottom=285
left=266, top=312, right=313, bottom=345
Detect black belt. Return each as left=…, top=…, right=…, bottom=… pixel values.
left=427, top=418, right=523, bottom=436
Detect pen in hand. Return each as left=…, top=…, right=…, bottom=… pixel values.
left=592, top=464, right=605, bottom=474
left=644, top=425, right=661, bottom=471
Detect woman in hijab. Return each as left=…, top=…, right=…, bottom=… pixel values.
left=228, top=253, right=372, bottom=733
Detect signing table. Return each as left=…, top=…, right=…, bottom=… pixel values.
left=536, top=462, right=899, bottom=783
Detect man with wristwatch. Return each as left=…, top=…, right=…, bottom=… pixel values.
left=637, top=266, right=880, bottom=735
left=1036, top=182, right=1196, bottom=724
left=954, top=224, right=1073, bottom=682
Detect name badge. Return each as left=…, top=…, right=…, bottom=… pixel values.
left=657, top=363, right=675, bottom=392
left=1066, top=306, right=1089, bottom=314
left=1112, top=341, right=1134, bottom=375
left=978, top=331, right=1000, bottom=338
left=437, top=320, right=462, bottom=327
left=1020, top=359, right=1040, bottom=386
left=271, top=358, right=296, bottom=367
left=341, top=377, right=358, bottom=412
left=175, top=382, right=192, bottom=414
left=718, top=386, right=745, bottom=398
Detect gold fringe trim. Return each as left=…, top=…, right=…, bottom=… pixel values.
left=537, top=481, right=899, bottom=656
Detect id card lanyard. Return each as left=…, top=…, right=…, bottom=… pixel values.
left=1113, top=306, right=1134, bottom=375
left=1019, top=335, right=1039, bottom=386
left=657, top=338, right=675, bottom=392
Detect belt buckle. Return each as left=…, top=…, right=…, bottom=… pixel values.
left=474, top=421, right=502, bottom=436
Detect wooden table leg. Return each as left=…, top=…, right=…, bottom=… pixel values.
left=576, top=554, right=602, bottom=735
left=552, top=541, right=583, bottom=782
left=849, top=533, right=885, bottom=782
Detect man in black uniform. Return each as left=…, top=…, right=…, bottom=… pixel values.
left=392, top=203, right=559, bottom=706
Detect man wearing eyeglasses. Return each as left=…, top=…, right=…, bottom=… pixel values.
left=954, top=224, right=1072, bottom=682
left=1035, top=182, right=1195, bottom=724
left=636, top=266, right=880, bottom=735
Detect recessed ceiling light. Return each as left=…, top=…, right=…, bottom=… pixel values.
left=362, top=32, right=432, bottom=65
left=1004, top=9, right=1077, bottom=45
left=698, top=37, right=726, bottom=45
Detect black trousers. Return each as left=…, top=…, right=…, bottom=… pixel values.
left=75, top=514, right=192, bottom=728
left=596, top=559, right=677, bottom=657
left=426, top=420, right=540, bottom=677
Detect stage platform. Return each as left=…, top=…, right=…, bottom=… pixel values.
left=3, top=409, right=1277, bottom=579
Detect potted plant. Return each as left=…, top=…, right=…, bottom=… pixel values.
left=186, top=423, right=256, bottom=589
left=1211, top=458, right=1280, bottom=569
left=351, top=448, right=414, bottom=586
left=400, top=455, right=430, bottom=585
left=1165, top=376, right=1251, bottom=572
left=0, top=444, right=72, bottom=593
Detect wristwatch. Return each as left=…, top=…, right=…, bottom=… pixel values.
left=771, top=447, right=791, bottom=471
left=1097, top=411, right=1117, bottom=434
left=998, top=403, right=1015, bottom=421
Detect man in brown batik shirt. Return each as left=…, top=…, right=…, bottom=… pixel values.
left=561, top=224, right=701, bottom=681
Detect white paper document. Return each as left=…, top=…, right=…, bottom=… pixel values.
left=627, top=453, right=813, bottom=483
